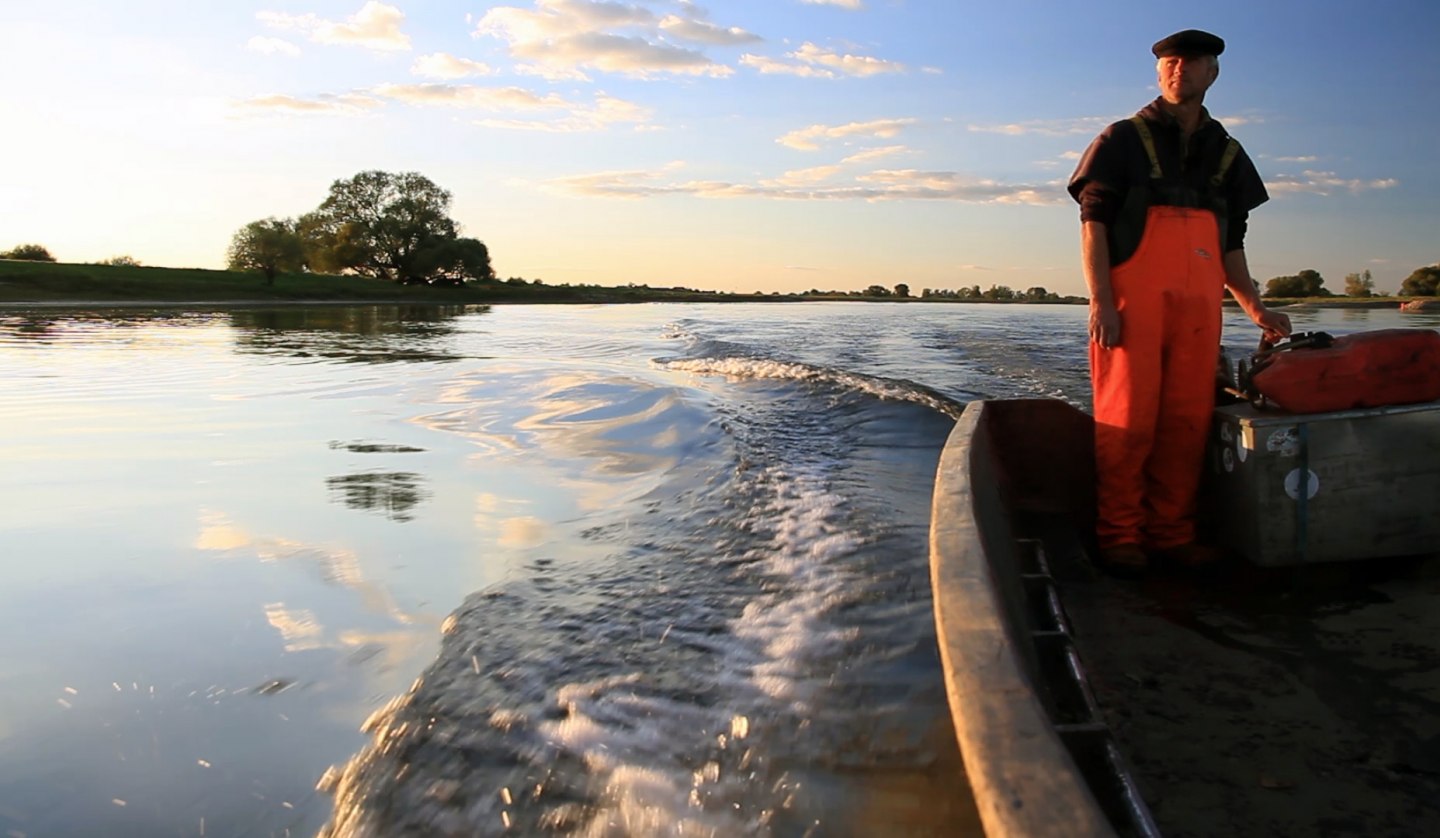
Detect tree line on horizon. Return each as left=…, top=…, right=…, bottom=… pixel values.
left=1260, top=266, right=1440, bottom=298
left=0, top=244, right=143, bottom=266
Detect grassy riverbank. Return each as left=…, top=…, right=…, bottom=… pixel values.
left=1258, top=297, right=1410, bottom=310
left=0, top=259, right=1426, bottom=309
left=0, top=260, right=795, bottom=305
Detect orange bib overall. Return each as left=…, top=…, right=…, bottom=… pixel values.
left=1090, top=205, right=1225, bottom=550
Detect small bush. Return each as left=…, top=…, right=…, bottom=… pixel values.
left=1, top=244, right=56, bottom=262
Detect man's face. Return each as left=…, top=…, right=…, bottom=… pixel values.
left=1157, top=54, right=1218, bottom=104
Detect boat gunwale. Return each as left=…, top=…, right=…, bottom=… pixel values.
left=929, top=398, right=1115, bottom=837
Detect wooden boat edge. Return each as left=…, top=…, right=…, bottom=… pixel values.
left=929, top=398, right=1115, bottom=838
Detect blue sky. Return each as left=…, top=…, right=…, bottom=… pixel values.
left=1, top=0, right=1435, bottom=295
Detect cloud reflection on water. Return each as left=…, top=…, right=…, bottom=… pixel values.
left=496, top=515, right=548, bottom=548
left=194, top=510, right=430, bottom=633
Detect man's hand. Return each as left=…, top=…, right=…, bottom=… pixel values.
left=1089, top=300, right=1121, bottom=348
left=1223, top=250, right=1292, bottom=343
left=1252, top=306, right=1292, bottom=344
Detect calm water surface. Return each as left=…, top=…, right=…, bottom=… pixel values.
left=0, top=301, right=1425, bottom=837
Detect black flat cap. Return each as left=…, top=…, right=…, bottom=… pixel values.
left=1152, top=29, right=1225, bottom=58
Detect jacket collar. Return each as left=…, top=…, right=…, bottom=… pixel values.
left=1137, top=97, right=1215, bottom=133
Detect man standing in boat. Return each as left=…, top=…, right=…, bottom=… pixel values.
left=1068, top=29, right=1291, bottom=571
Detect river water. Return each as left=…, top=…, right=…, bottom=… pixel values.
left=0, top=301, right=1429, bottom=837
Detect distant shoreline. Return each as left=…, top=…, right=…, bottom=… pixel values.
left=0, top=261, right=1420, bottom=311
left=1244, top=299, right=1405, bottom=310
left=2, top=298, right=1414, bottom=311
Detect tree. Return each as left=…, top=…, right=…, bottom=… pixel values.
left=227, top=217, right=305, bottom=285
left=1263, top=269, right=1328, bottom=298
left=864, top=284, right=891, bottom=297
left=98, top=255, right=142, bottom=267
left=893, top=283, right=910, bottom=298
left=408, top=236, right=493, bottom=285
left=982, top=284, right=1016, bottom=300
left=1343, top=269, right=1375, bottom=297
left=1400, top=265, right=1440, bottom=297
left=1, top=243, right=56, bottom=262
left=299, top=170, right=491, bottom=284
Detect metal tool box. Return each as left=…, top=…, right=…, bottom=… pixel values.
left=1204, top=400, right=1440, bottom=566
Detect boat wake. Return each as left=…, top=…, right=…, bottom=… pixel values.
left=316, top=344, right=966, bottom=836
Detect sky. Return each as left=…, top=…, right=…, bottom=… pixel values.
left=1, top=0, right=1437, bottom=296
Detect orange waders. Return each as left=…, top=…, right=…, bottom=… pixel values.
left=1090, top=205, right=1225, bottom=550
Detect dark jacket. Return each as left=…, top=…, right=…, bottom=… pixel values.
left=1068, top=98, right=1268, bottom=267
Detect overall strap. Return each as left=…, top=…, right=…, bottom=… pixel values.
left=1131, top=115, right=1240, bottom=187
left=1211, top=137, right=1241, bottom=188
left=1129, top=115, right=1162, bottom=180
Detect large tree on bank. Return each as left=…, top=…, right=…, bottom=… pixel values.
left=227, top=217, right=304, bottom=284
left=1264, top=269, right=1329, bottom=298
left=300, top=170, right=493, bottom=284
left=1400, top=265, right=1440, bottom=297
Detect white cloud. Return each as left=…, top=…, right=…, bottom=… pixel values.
left=246, top=36, right=301, bottom=57
left=476, top=0, right=655, bottom=43
left=258, top=1, right=410, bottom=52
left=232, top=92, right=385, bottom=115
left=967, top=117, right=1111, bottom=136
left=475, top=0, right=744, bottom=79
left=1266, top=171, right=1399, bottom=195
left=658, top=14, right=761, bottom=46
left=777, top=118, right=916, bottom=151
left=256, top=10, right=317, bottom=33
left=791, top=42, right=904, bottom=77
left=857, top=169, right=1063, bottom=204
left=801, top=0, right=865, bottom=8
left=548, top=163, right=1060, bottom=205
left=1269, top=155, right=1319, bottom=163
left=412, top=53, right=494, bottom=79
left=476, top=93, right=653, bottom=132
left=741, top=41, right=903, bottom=79
left=373, top=83, right=570, bottom=109
left=512, top=31, right=731, bottom=78
left=1036, top=149, right=1084, bottom=169
left=763, top=165, right=844, bottom=187
left=371, top=83, right=652, bottom=131
left=740, top=53, right=836, bottom=79
left=235, top=79, right=652, bottom=130
left=841, top=145, right=907, bottom=164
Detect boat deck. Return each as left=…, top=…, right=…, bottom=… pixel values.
left=1024, top=508, right=1440, bottom=837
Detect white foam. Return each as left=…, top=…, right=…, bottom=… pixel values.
left=659, top=356, right=962, bottom=417
left=517, top=456, right=870, bottom=834
left=728, top=467, right=864, bottom=710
